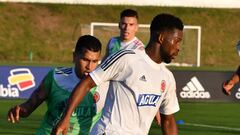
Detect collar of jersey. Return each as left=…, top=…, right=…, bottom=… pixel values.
left=121, top=36, right=137, bottom=46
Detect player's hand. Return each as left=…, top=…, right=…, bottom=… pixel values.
left=222, top=80, right=234, bottom=95
left=7, top=105, right=21, bottom=123
left=154, top=111, right=161, bottom=128
left=51, top=119, right=69, bottom=135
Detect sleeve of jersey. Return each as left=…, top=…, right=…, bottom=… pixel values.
left=107, top=38, right=113, bottom=52
left=90, top=50, right=134, bottom=85
left=160, top=73, right=180, bottom=115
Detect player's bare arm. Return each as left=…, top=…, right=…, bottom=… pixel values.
left=161, top=114, right=178, bottom=135
left=51, top=75, right=96, bottom=135
left=7, top=78, right=48, bottom=123
left=222, top=80, right=234, bottom=95
left=222, top=65, right=240, bottom=95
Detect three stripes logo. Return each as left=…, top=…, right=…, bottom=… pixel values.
left=180, top=76, right=210, bottom=99
left=101, top=50, right=135, bottom=71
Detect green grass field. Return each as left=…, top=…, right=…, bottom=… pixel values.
left=1, top=99, right=240, bottom=135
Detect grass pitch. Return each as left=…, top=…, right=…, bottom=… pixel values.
left=1, top=99, right=240, bottom=135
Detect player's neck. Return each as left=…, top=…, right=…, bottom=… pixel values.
left=74, top=68, right=84, bottom=80
left=145, top=42, right=162, bottom=64
left=120, top=36, right=135, bottom=43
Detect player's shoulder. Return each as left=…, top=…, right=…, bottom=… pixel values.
left=119, top=49, right=145, bottom=64
left=135, top=37, right=145, bottom=44
left=54, top=67, right=73, bottom=75
left=131, top=37, right=145, bottom=49
left=108, top=37, right=120, bottom=43
left=134, top=37, right=143, bottom=43
left=101, top=49, right=137, bottom=67
left=107, top=37, right=120, bottom=48
left=160, top=64, right=175, bottom=79
left=52, top=67, right=75, bottom=81
left=110, top=49, right=136, bottom=58
left=118, top=49, right=139, bottom=60
left=110, top=36, right=119, bottom=40
left=53, top=67, right=79, bottom=88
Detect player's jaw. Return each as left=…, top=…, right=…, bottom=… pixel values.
left=171, top=51, right=179, bottom=60
left=121, top=31, right=134, bottom=42
left=77, top=70, right=90, bottom=79
left=162, top=56, right=172, bottom=64
left=160, top=48, right=178, bottom=64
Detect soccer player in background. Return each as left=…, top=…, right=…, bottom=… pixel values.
left=222, top=42, right=240, bottom=95
left=222, top=65, right=240, bottom=95
left=102, top=8, right=145, bottom=61
left=52, top=13, right=183, bottom=135
left=7, top=35, right=108, bottom=135
left=102, top=8, right=161, bottom=127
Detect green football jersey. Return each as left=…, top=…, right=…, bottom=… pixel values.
left=36, top=67, right=106, bottom=135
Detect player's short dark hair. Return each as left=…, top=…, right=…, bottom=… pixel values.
left=150, top=13, right=183, bottom=35
left=120, top=9, right=138, bottom=20
left=74, top=35, right=102, bottom=55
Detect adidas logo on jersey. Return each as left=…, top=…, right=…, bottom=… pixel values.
left=139, top=75, right=147, bottom=82
left=180, top=76, right=210, bottom=99
left=137, top=94, right=160, bottom=107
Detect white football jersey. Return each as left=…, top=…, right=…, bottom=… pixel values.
left=90, top=49, right=179, bottom=135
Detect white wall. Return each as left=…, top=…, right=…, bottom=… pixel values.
left=1, top=0, right=240, bottom=8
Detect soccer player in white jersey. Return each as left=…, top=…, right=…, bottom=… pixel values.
left=7, top=35, right=108, bottom=135
left=52, top=13, right=184, bottom=135
left=102, top=9, right=145, bottom=61
left=102, top=8, right=161, bottom=126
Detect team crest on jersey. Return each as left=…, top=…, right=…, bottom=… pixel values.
left=161, top=80, right=166, bottom=92
left=93, top=92, right=100, bottom=103
left=137, top=94, right=161, bottom=107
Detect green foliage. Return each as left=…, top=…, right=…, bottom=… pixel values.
left=0, top=3, right=239, bottom=69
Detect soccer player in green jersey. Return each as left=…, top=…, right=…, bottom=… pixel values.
left=102, top=9, right=145, bottom=61
left=7, top=35, right=108, bottom=135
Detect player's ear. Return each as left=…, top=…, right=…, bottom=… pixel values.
left=158, top=33, right=164, bottom=45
